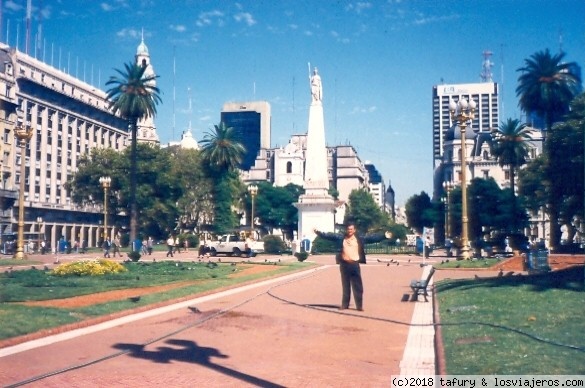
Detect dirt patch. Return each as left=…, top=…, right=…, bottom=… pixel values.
left=494, top=254, right=584, bottom=272
left=18, top=264, right=279, bottom=309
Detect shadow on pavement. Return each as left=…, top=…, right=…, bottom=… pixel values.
left=113, top=339, right=285, bottom=388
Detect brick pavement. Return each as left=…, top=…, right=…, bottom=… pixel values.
left=0, top=252, right=451, bottom=387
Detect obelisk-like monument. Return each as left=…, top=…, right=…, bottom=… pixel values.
left=295, top=65, right=336, bottom=242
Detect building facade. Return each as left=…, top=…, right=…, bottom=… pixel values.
left=0, top=40, right=158, bottom=252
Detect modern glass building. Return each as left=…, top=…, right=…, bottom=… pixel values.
left=221, top=101, right=271, bottom=171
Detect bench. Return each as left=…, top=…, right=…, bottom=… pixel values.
left=410, top=267, right=436, bottom=302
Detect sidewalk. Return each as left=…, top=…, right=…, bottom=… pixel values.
left=0, top=252, right=447, bottom=386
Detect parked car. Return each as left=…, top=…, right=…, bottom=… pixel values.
left=206, top=234, right=264, bottom=257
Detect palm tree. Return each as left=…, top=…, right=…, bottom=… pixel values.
left=200, top=122, right=246, bottom=234
left=516, top=49, right=581, bottom=249
left=491, top=118, right=532, bottom=233
left=491, top=118, right=532, bottom=195
left=516, top=49, right=581, bottom=133
left=106, top=61, right=161, bottom=246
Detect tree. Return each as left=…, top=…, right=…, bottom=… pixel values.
left=345, top=189, right=388, bottom=233
left=516, top=49, right=581, bottom=133
left=491, top=118, right=532, bottom=232
left=106, top=61, right=161, bottom=245
left=200, top=122, right=246, bottom=234
left=516, top=49, right=581, bottom=248
left=405, top=191, right=436, bottom=234
left=250, top=182, right=303, bottom=239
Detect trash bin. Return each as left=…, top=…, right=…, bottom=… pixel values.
left=528, top=249, right=550, bottom=272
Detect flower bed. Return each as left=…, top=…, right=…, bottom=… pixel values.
left=51, top=259, right=127, bottom=276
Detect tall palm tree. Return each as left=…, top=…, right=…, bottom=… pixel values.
left=491, top=118, right=532, bottom=195
left=491, top=118, right=532, bottom=233
left=516, top=49, right=581, bottom=133
left=516, top=49, right=581, bottom=249
left=200, top=122, right=246, bottom=234
left=106, top=61, right=161, bottom=246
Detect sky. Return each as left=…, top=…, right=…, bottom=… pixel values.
left=1, top=0, right=584, bottom=206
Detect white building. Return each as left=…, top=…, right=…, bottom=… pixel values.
left=0, top=39, right=159, bottom=250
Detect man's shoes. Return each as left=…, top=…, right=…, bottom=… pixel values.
left=339, top=306, right=348, bottom=310
left=356, top=307, right=364, bottom=311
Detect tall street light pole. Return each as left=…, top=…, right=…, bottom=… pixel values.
left=248, top=184, right=258, bottom=238
left=443, top=181, right=453, bottom=240
left=13, top=116, right=33, bottom=260
left=99, top=176, right=111, bottom=243
left=36, top=216, right=43, bottom=253
left=449, top=97, right=476, bottom=260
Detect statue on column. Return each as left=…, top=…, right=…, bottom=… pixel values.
left=309, top=66, right=322, bottom=102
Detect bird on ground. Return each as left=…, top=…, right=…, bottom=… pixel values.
left=474, top=274, right=480, bottom=280
left=128, top=296, right=141, bottom=303
left=188, top=306, right=201, bottom=313
left=498, top=269, right=504, bottom=277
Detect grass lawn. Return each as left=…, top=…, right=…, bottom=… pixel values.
left=0, top=260, right=313, bottom=341
left=436, top=266, right=585, bottom=374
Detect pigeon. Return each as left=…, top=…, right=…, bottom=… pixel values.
left=128, top=296, right=141, bottom=303
left=408, top=259, right=411, bottom=263
left=188, top=306, right=201, bottom=313
left=498, top=269, right=504, bottom=277
left=474, top=274, right=480, bottom=280
left=387, top=263, right=390, bottom=267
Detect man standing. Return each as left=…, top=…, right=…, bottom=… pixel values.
left=102, top=238, right=111, bottom=258
left=112, top=235, right=121, bottom=257
left=314, top=223, right=389, bottom=311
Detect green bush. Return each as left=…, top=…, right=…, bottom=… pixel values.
left=311, top=236, right=338, bottom=254
left=181, top=234, right=199, bottom=250
left=294, top=252, right=309, bottom=262
left=263, top=235, right=286, bottom=254
left=128, top=251, right=141, bottom=262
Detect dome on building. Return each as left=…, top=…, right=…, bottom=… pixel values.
left=180, top=129, right=199, bottom=150
left=445, top=124, right=478, bottom=141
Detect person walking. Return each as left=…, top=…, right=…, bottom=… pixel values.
left=102, top=238, right=111, bottom=258
left=147, top=236, right=154, bottom=255
left=112, top=236, right=121, bottom=257
left=174, top=236, right=181, bottom=254
left=166, top=236, right=175, bottom=257
left=314, top=223, right=389, bottom=311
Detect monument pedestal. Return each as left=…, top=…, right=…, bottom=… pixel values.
left=296, top=191, right=335, bottom=242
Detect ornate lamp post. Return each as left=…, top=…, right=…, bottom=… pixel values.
left=13, top=118, right=33, bottom=259
left=36, top=216, right=43, bottom=253
left=99, top=176, right=111, bottom=242
left=247, top=184, right=258, bottom=238
left=443, top=181, right=453, bottom=240
left=449, top=97, right=476, bottom=260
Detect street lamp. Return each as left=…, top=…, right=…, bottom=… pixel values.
left=36, top=217, right=43, bottom=253
left=449, top=97, right=476, bottom=260
left=13, top=115, right=33, bottom=259
left=443, top=181, right=454, bottom=240
left=248, top=184, right=258, bottom=238
left=99, top=176, right=111, bottom=242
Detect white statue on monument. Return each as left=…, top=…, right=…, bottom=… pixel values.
left=309, top=66, right=322, bottom=102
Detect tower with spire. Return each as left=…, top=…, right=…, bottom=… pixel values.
left=135, top=33, right=160, bottom=144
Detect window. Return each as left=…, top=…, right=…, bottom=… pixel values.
left=286, top=161, right=292, bottom=174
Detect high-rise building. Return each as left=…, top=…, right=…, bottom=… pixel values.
left=221, top=101, right=271, bottom=171
left=432, top=82, right=499, bottom=170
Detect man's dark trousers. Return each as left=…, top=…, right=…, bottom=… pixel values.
left=339, top=261, right=363, bottom=309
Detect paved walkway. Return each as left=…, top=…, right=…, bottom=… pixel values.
left=0, top=251, right=459, bottom=387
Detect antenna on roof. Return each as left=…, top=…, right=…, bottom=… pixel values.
left=25, top=0, right=31, bottom=54
left=559, top=28, right=564, bottom=54
left=480, top=50, right=493, bottom=82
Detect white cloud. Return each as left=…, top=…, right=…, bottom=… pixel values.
left=116, top=28, right=141, bottom=39
left=101, top=3, right=114, bottom=11
left=196, top=10, right=225, bottom=27
left=4, top=0, right=22, bottom=11
left=345, top=2, right=372, bottom=14
left=169, top=24, right=187, bottom=33
left=350, top=106, right=377, bottom=114
left=234, top=12, right=256, bottom=26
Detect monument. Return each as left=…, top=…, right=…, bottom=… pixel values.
left=295, top=65, right=336, bottom=242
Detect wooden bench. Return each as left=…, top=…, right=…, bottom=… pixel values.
left=410, top=267, right=435, bottom=302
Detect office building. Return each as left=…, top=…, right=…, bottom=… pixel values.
left=221, top=101, right=271, bottom=171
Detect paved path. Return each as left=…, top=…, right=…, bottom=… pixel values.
left=0, top=252, right=472, bottom=387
